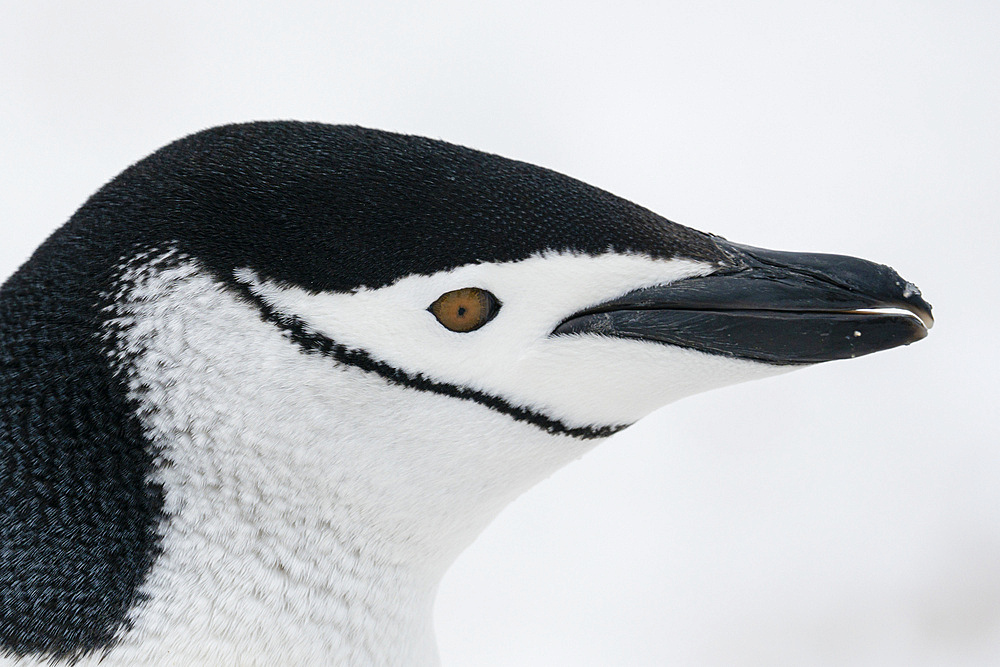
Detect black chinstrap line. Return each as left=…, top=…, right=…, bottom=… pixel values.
left=230, top=282, right=626, bottom=441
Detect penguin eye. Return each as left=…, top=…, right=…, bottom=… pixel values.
left=428, top=288, right=501, bottom=332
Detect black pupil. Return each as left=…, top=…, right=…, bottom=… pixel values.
left=457, top=306, right=467, bottom=317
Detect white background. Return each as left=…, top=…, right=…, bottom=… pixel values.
left=2, top=2, right=998, bottom=665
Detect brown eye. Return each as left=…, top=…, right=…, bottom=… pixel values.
left=428, top=288, right=501, bottom=332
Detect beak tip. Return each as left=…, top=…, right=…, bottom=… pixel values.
left=897, top=280, right=934, bottom=329
left=918, top=307, right=935, bottom=330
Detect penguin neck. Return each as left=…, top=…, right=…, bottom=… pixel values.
left=103, top=258, right=599, bottom=666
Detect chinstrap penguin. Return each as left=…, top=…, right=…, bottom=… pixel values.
left=0, top=122, right=932, bottom=666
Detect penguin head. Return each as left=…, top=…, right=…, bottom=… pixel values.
left=85, top=121, right=932, bottom=561
left=0, top=121, right=932, bottom=663
left=75, top=121, right=932, bottom=436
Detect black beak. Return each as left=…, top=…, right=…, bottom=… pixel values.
left=552, top=240, right=933, bottom=365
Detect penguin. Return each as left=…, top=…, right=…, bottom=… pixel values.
left=0, top=122, right=932, bottom=666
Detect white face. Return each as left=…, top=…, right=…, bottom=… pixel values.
left=237, top=251, right=787, bottom=430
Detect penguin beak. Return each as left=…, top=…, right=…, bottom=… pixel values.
left=553, top=240, right=933, bottom=365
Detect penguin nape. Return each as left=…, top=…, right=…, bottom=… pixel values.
left=0, top=122, right=932, bottom=666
